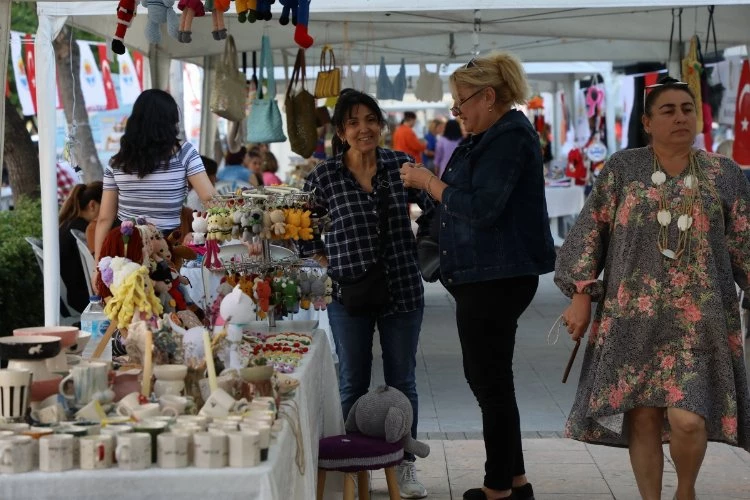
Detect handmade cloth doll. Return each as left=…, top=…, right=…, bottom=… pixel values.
left=293, top=0, right=313, bottom=49
left=253, top=278, right=272, bottom=318
left=208, top=0, right=230, bottom=40
left=96, top=225, right=146, bottom=299
left=112, top=0, right=137, bottom=55
left=103, top=257, right=164, bottom=330
left=234, top=0, right=255, bottom=22
left=278, top=0, right=297, bottom=25
left=141, top=0, right=180, bottom=44
left=250, top=0, right=273, bottom=22
left=345, top=385, right=430, bottom=458
left=177, top=0, right=205, bottom=43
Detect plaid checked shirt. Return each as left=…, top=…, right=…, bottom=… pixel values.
left=301, top=148, right=431, bottom=314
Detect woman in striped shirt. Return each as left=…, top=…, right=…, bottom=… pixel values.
left=94, top=89, right=216, bottom=263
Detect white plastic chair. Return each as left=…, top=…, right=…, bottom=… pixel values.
left=70, top=228, right=96, bottom=298
left=24, top=237, right=81, bottom=325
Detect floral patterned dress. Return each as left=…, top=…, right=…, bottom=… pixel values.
left=555, top=146, right=750, bottom=451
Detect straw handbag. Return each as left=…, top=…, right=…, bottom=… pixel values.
left=314, top=45, right=341, bottom=98
left=285, top=49, right=318, bottom=158
left=247, top=34, right=286, bottom=144
left=210, top=36, right=246, bottom=123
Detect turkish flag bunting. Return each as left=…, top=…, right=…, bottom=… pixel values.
left=733, top=60, right=750, bottom=167
left=23, top=34, right=37, bottom=114
left=97, top=45, right=119, bottom=110
left=133, top=51, right=144, bottom=90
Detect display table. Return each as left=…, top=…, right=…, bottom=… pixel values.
left=0, top=322, right=345, bottom=500
left=545, top=185, right=586, bottom=246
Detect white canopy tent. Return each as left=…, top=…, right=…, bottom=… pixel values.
left=2, top=0, right=746, bottom=323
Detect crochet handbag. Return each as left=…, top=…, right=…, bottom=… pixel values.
left=210, top=36, right=247, bottom=122
left=247, top=34, right=287, bottom=144
left=314, top=45, right=341, bottom=98
left=285, top=49, right=318, bottom=158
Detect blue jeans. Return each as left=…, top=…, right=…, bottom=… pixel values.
left=327, top=301, right=424, bottom=461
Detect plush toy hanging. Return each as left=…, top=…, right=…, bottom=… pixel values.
left=585, top=84, right=604, bottom=119
left=112, top=0, right=137, bottom=55
left=565, top=148, right=587, bottom=186
left=142, top=0, right=180, bottom=44
left=177, top=0, right=206, bottom=43
left=278, top=0, right=313, bottom=48
left=248, top=0, right=273, bottom=22
left=205, top=0, right=229, bottom=40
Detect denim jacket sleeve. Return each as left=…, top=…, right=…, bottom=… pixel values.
left=441, top=127, right=528, bottom=228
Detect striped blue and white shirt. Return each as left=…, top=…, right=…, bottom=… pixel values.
left=103, top=142, right=205, bottom=231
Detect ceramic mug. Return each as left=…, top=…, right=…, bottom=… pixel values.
left=115, top=432, right=151, bottom=470
left=0, top=369, right=33, bottom=421
left=132, top=421, right=167, bottom=463
left=241, top=421, right=271, bottom=461
left=80, top=434, right=113, bottom=470
left=131, top=403, right=162, bottom=422
left=157, top=432, right=189, bottom=468
left=227, top=429, right=260, bottom=468
left=100, top=424, right=133, bottom=463
left=30, top=404, right=63, bottom=425
left=198, top=388, right=236, bottom=418
left=193, top=432, right=227, bottom=468
left=0, top=435, right=35, bottom=473
left=58, top=361, right=109, bottom=407
left=39, top=434, right=75, bottom=472
left=74, top=399, right=106, bottom=422
left=159, top=395, right=188, bottom=417
left=115, top=392, right=143, bottom=416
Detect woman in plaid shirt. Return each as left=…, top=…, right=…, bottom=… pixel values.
left=300, top=89, right=433, bottom=498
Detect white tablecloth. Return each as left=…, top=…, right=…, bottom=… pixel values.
left=545, top=185, right=586, bottom=246
left=0, top=322, right=345, bottom=500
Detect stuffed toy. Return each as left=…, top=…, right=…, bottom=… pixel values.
left=297, top=272, right=312, bottom=310
left=269, top=209, right=286, bottom=238
left=112, top=0, right=137, bottom=55
left=234, top=0, right=255, bottom=23
left=253, top=277, right=272, bottom=318
left=192, top=211, right=208, bottom=245
left=281, top=277, right=300, bottom=314
left=284, top=209, right=301, bottom=240
left=345, top=385, right=430, bottom=459
left=103, top=257, right=164, bottom=330
left=207, top=0, right=229, bottom=40
left=279, top=0, right=297, bottom=25
left=96, top=225, right=146, bottom=299
left=150, top=260, right=178, bottom=313
left=219, top=285, right=257, bottom=370
left=298, top=209, right=313, bottom=240
left=141, top=0, right=180, bottom=44
left=293, top=0, right=313, bottom=49
left=262, top=210, right=273, bottom=240
left=232, top=209, right=243, bottom=240
left=249, top=0, right=273, bottom=22
left=220, top=210, right=234, bottom=241
left=310, top=274, right=330, bottom=311
left=177, top=0, right=205, bottom=43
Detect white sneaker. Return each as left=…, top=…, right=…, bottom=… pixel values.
left=396, top=460, right=428, bottom=499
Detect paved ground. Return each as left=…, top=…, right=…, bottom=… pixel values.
left=360, top=275, right=750, bottom=499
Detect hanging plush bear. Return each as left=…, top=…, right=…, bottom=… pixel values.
left=142, top=0, right=180, bottom=44
left=112, top=0, right=137, bottom=55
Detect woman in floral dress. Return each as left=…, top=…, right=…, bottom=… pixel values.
left=555, top=76, right=750, bottom=500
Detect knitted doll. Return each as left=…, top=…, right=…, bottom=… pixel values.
left=112, top=0, right=137, bottom=55
left=177, top=0, right=205, bottom=43
left=141, top=0, right=180, bottom=44
left=207, top=0, right=229, bottom=40
left=103, top=257, right=164, bottom=330
left=279, top=0, right=297, bottom=25
left=96, top=225, right=146, bottom=299
left=235, top=0, right=255, bottom=23
left=293, top=0, right=313, bottom=49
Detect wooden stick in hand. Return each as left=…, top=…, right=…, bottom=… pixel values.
left=562, top=339, right=581, bottom=384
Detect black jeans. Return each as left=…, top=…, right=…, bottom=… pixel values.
left=447, top=275, right=539, bottom=491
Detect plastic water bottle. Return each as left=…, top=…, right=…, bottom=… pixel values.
left=80, top=296, right=112, bottom=360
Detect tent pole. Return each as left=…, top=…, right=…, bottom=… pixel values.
left=199, top=55, right=217, bottom=158
left=603, top=71, right=616, bottom=155
left=0, top=0, right=11, bottom=179
left=552, top=81, right=562, bottom=160
left=35, top=10, right=66, bottom=325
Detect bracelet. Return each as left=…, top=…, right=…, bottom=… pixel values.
left=425, top=175, right=436, bottom=199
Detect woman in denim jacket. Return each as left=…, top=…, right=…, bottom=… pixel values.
left=402, top=52, right=556, bottom=500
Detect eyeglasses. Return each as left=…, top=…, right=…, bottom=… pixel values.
left=466, top=58, right=477, bottom=69
left=450, top=87, right=486, bottom=117
left=642, top=81, right=689, bottom=108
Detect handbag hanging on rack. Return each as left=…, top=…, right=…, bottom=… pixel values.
left=285, top=49, right=318, bottom=158
left=247, top=34, right=287, bottom=144
left=314, top=45, right=341, bottom=98
left=209, top=35, right=247, bottom=122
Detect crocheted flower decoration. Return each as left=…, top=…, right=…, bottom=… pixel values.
left=121, top=220, right=135, bottom=253
left=98, top=256, right=114, bottom=287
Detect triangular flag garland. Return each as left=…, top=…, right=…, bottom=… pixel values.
left=732, top=60, right=750, bottom=167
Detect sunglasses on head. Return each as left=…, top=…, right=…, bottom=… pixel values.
left=642, top=80, right=689, bottom=108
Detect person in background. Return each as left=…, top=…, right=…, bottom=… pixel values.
left=555, top=76, right=750, bottom=500
left=59, top=181, right=103, bottom=313
left=401, top=52, right=556, bottom=500
left=434, top=119, right=463, bottom=179
left=300, top=89, right=432, bottom=498
left=262, top=151, right=283, bottom=186
left=422, top=118, right=445, bottom=173
left=95, top=89, right=216, bottom=263
left=244, top=148, right=265, bottom=187
left=393, top=111, right=427, bottom=163
left=217, top=148, right=252, bottom=184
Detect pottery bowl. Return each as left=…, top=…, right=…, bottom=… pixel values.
left=153, top=364, right=188, bottom=381
left=13, top=327, right=79, bottom=349
left=66, top=331, right=91, bottom=355
left=0, top=335, right=62, bottom=360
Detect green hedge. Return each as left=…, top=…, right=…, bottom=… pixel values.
left=0, top=198, right=44, bottom=336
